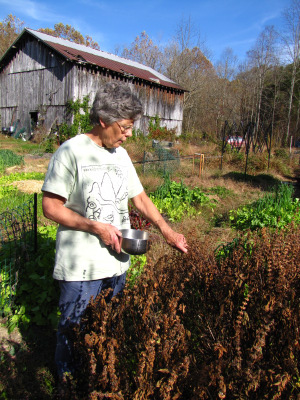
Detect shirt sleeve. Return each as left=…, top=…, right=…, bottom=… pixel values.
left=42, top=148, right=76, bottom=200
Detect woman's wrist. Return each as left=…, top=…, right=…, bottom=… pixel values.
left=154, top=218, right=172, bottom=236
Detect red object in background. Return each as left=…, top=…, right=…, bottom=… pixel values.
left=226, top=136, right=245, bottom=148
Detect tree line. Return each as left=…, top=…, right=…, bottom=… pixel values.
left=1, top=0, right=300, bottom=147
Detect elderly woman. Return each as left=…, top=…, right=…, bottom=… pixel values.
left=42, top=82, right=188, bottom=378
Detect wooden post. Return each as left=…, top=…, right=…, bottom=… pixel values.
left=143, top=151, right=146, bottom=173
left=193, top=153, right=204, bottom=176
left=192, top=154, right=195, bottom=174
left=199, top=153, right=204, bottom=176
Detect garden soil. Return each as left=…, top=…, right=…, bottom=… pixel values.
left=0, top=319, right=22, bottom=350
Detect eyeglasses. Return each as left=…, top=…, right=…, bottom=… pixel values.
left=115, top=121, right=133, bottom=134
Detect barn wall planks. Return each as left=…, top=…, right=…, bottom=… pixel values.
left=0, top=36, right=184, bottom=135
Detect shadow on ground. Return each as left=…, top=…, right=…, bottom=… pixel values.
left=222, top=171, right=297, bottom=192
left=0, top=324, right=58, bottom=399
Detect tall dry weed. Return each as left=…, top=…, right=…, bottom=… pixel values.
left=68, top=224, right=300, bottom=399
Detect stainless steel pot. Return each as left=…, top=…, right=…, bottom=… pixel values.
left=120, top=229, right=150, bottom=255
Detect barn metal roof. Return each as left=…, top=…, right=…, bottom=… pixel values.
left=20, top=28, right=184, bottom=91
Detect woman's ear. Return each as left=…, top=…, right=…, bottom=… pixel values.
left=99, top=119, right=107, bottom=128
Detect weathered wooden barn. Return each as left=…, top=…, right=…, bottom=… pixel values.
left=0, top=28, right=185, bottom=138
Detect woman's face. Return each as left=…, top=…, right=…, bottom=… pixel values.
left=101, top=119, right=134, bottom=148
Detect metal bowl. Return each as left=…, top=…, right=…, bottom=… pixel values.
left=120, top=229, right=150, bottom=255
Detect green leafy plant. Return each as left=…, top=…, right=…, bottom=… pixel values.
left=208, top=185, right=234, bottom=199
left=0, top=265, right=16, bottom=315
left=0, top=183, right=19, bottom=199
left=214, top=237, right=241, bottom=262
left=149, top=174, right=214, bottom=221
left=127, top=254, right=147, bottom=288
left=43, top=136, right=56, bottom=153
left=229, top=183, right=300, bottom=231
left=6, top=225, right=60, bottom=332
left=0, top=172, right=45, bottom=186
left=58, top=95, right=92, bottom=143
left=0, top=149, right=24, bottom=173
left=0, top=192, right=44, bottom=216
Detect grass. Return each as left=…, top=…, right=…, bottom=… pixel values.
left=0, top=135, right=58, bottom=155
left=0, top=150, right=24, bottom=173
left=0, top=172, right=45, bottom=220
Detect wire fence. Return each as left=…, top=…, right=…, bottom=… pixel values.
left=131, top=141, right=222, bottom=177
left=138, top=142, right=181, bottom=174
left=0, top=194, right=37, bottom=315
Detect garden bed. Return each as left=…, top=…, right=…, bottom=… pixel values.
left=0, top=137, right=299, bottom=399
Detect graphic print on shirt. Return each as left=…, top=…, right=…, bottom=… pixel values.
left=82, top=164, right=130, bottom=227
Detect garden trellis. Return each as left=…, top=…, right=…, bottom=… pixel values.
left=0, top=194, right=37, bottom=315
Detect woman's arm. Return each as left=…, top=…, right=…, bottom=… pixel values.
left=42, top=191, right=123, bottom=253
left=131, top=190, right=188, bottom=253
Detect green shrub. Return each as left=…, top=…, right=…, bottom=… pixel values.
left=179, top=132, right=192, bottom=143
left=274, top=148, right=289, bottom=160
left=44, top=136, right=56, bottom=153
left=245, top=153, right=269, bottom=172
left=148, top=115, right=177, bottom=141
left=58, top=96, right=92, bottom=143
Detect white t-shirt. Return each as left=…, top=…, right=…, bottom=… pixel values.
left=42, top=134, right=143, bottom=281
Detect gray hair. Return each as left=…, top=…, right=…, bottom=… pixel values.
left=90, top=82, right=143, bottom=125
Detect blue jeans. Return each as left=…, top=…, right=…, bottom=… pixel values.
left=55, top=273, right=126, bottom=377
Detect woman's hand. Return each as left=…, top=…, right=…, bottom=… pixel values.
left=42, top=191, right=123, bottom=253
left=162, top=227, right=188, bottom=253
left=131, top=191, right=188, bottom=253
left=95, top=223, right=122, bottom=254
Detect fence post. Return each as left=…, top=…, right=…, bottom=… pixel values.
left=193, top=153, right=205, bottom=176
left=143, top=151, right=146, bottom=173
left=199, top=154, right=204, bottom=176
left=34, top=193, right=37, bottom=253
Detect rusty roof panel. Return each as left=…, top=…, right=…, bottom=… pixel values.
left=24, top=28, right=184, bottom=91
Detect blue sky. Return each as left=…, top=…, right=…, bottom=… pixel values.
left=0, top=0, right=291, bottom=64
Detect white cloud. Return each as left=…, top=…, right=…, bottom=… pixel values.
left=0, top=0, right=63, bottom=23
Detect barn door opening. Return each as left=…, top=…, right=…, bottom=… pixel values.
left=29, top=111, right=39, bottom=132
